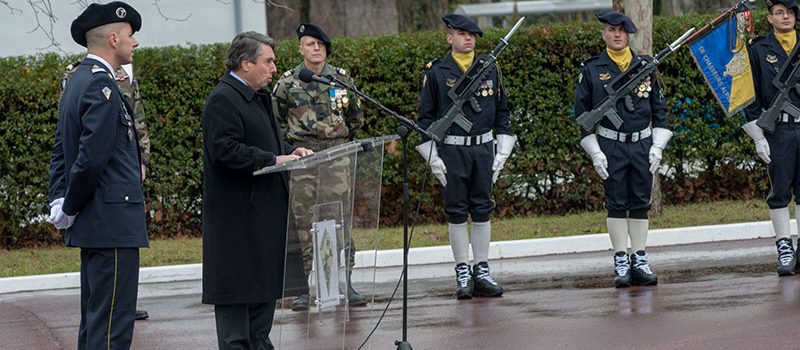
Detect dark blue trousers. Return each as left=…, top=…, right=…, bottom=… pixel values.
left=440, top=142, right=495, bottom=224
left=599, top=136, right=653, bottom=213
left=766, top=124, right=800, bottom=209
left=78, top=248, right=139, bottom=350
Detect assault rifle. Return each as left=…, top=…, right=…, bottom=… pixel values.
left=576, top=27, right=696, bottom=133
left=425, top=17, right=525, bottom=144
left=756, top=42, right=800, bottom=133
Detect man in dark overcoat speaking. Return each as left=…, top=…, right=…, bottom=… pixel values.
left=201, top=31, right=312, bottom=349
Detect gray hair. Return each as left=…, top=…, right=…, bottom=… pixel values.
left=225, top=31, right=275, bottom=71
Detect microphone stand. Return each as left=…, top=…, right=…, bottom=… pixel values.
left=327, top=75, right=428, bottom=350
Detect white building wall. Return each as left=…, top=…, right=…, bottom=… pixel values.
left=0, top=0, right=266, bottom=57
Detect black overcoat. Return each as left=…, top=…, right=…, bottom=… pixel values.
left=201, top=73, right=295, bottom=304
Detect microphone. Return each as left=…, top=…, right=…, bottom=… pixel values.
left=298, top=68, right=336, bottom=86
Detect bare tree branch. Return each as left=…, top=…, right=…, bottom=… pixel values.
left=153, top=0, right=191, bottom=21
left=264, top=0, right=293, bottom=12
left=26, top=0, right=63, bottom=52
left=0, top=1, right=23, bottom=14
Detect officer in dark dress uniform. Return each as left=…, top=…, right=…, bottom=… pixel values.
left=574, top=12, right=672, bottom=288
left=742, top=0, right=800, bottom=276
left=46, top=2, right=148, bottom=349
left=417, top=14, right=516, bottom=300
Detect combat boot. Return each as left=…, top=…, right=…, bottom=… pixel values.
left=775, top=238, right=796, bottom=276
left=612, top=251, right=632, bottom=288
left=472, top=262, right=503, bottom=297
left=630, top=251, right=658, bottom=286
left=346, top=271, right=367, bottom=307
left=291, top=294, right=309, bottom=311
left=454, top=263, right=474, bottom=300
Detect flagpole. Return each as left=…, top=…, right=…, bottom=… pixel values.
left=684, top=0, right=756, bottom=45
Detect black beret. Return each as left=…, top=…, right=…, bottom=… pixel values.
left=297, top=23, right=332, bottom=55
left=442, top=14, right=483, bottom=37
left=71, top=1, right=141, bottom=47
left=595, top=11, right=637, bottom=34
left=766, top=0, right=800, bottom=20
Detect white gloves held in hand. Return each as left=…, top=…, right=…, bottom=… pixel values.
left=416, top=140, right=448, bottom=186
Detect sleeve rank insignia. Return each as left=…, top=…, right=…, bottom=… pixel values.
left=102, top=86, right=112, bottom=100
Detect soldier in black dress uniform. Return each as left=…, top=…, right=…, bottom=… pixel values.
left=742, top=0, right=800, bottom=276
left=47, top=2, right=148, bottom=348
left=417, top=14, right=516, bottom=300
left=574, top=12, right=673, bottom=288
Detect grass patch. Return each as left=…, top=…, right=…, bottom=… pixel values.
left=0, top=199, right=775, bottom=278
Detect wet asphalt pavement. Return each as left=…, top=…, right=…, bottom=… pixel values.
left=3, top=238, right=800, bottom=350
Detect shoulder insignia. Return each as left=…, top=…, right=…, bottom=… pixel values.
left=282, top=69, right=294, bottom=78
left=91, top=65, right=107, bottom=75
left=425, top=59, right=440, bottom=70
left=582, top=55, right=600, bottom=65
left=335, top=66, right=347, bottom=75
left=64, top=60, right=82, bottom=72
left=749, top=35, right=765, bottom=45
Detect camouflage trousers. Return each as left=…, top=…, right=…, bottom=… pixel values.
left=287, top=140, right=357, bottom=277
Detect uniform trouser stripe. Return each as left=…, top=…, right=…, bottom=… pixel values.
left=107, top=248, right=118, bottom=350
left=78, top=248, right=138, bottom=350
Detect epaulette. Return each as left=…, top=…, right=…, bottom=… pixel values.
left=282, top=69, right=294, bottom=78
left=749, top=35, right=765, bottom=46
left=425, top=59, right=440, bottom=70
left=65, top=60, right=82, bottom=72
left=581, top=55, right=600, bottom=66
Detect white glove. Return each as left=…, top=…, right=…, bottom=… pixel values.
left=47, top=198, right=64, bottom=224
left=742, top=120, right=771, bottom=164
left=580, top=134, right=609, bottom=180
left=416, top=140, right=448, bottom=186
left=648, top=128, right=673, bottom=174
left=47, top=198, right=76, bottom=230
left=492, top=134, right=518, bottom=183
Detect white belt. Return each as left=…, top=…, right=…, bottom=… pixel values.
left=443, top=131, right=494, bottom=146
left=597, top=125, right=652, bottom=143
left=779, top=113, right=800, bottom=123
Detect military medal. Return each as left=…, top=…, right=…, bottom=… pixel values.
left=488, top=89, right=494, bottom=96
left=636, top=77, right=652, bottom=98
left=481, top=90, right=488, bottom=97
left=487, top=80, right=494, bottom=96
left=767, top=54, right=778, bottom=64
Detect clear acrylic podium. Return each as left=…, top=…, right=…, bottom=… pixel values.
left=254, top=135, right=398, bottom=349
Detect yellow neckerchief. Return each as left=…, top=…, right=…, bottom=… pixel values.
left=606, top=46, right=633, bottom=72
left=452, top=51, right=475, bottom=73
left=775, top=30, right=797, bottom=56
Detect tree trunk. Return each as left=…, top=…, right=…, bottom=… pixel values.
left=266, top=0, right=302, bottom=40
left=621, top=0, right=662, bottom=217
left=396, top=0, right=448, bottom=32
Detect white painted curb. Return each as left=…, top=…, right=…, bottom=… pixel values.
left=0, top=220, right=787, bottom=294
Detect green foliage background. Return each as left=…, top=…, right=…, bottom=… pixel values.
left=0, top=13, right=772, bottom=248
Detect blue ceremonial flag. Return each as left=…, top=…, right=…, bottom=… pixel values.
left=688, top=7, right=755, bottom=117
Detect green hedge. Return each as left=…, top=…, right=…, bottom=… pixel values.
left=0, top=13, right=772, bottom=247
